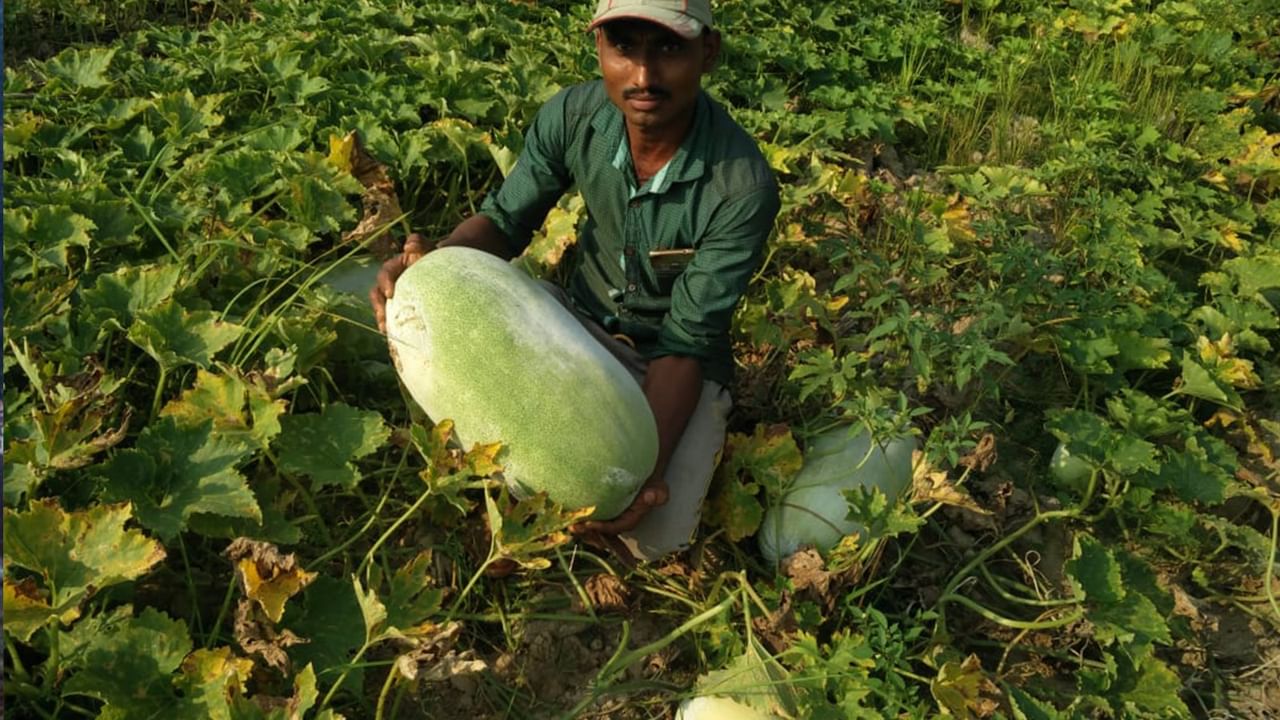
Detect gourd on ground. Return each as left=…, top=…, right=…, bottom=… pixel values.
left=675, top=696, right=773, bottom=720
left=759, top=426, right=916, bottom=565
left=384, top=246, right=658, bottom=519
left=1049, top=442, right=1091, bottom=485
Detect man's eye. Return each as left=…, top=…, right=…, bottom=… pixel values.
left=662, top=42, right=684, bottom=54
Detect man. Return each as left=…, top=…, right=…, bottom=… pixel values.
left=370, top=0, right=780, bottom=563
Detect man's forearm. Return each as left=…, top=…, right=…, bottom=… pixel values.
left=437, top=214, right=516, bottom=260
left=642, top=354, right=703, bottom=482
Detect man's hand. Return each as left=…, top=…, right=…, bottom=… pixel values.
left=572, top=475, right=669, bottom=537
left=371, top=216, right=518, bottom=333
left=370, top=233, right=431, bottom=333
left=571, top=354, right=701, bottom=561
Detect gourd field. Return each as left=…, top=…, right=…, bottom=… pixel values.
left=5, top=0, right=1280, bottom=717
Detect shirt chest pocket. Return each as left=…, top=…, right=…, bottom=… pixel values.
left=646, top=248, right=695, bottom=295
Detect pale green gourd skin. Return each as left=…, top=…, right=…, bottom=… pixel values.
left=676, top=696, right=772, bottom=720
left=385, top=246, right=658, bottom=519
left=1049, top=442, right=1091, bottom=485
left=759, top=427, right=916, bottom=565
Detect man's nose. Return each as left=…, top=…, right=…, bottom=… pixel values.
left=634, top=59, right=651, bottom=89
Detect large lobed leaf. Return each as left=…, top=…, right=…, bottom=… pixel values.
left=2, top=501, right=165, bottom=641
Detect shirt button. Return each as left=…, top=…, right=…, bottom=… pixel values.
left=627, top=283, right=637, bottom=292
left=629, top=198, right=641, bottom=208
left=623, top=247, right=635, bottom=256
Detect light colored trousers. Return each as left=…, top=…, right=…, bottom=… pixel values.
left=539, top=281, right=732, bottom=561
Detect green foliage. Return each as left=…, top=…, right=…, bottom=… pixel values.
left=5, top=0, right=1279, bottom=716
left=275, top=402, right=389, bottom=490
left=99, top=417, right=260, bottom=540
left=3, top=501, right=165, bottom=641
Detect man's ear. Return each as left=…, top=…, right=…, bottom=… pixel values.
left=701, top=29, right=721, bottom=73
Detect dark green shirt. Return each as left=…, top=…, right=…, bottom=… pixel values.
left=479, top=80, right=780, bottom=388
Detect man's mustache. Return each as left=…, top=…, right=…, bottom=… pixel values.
left=624, top=87, right=670, bottom=100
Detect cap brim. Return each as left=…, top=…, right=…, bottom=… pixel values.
left=588, top=8, right=704, bottom=40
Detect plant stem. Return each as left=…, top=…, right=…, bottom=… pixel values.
left=1265, top=504, right=1280, bottom=624
left=312, top=489, right=391, bottom=568
left=940, top=593, right=1084, bottom=630
left=177, top=534, right=204, bottom=637
left=374, top=664, right=399, bottom=720
left=357, top=482, right=434, bottom=580
left=206, top=570, right=239, bottom=648
left=149, top=366, right=169, bottom=421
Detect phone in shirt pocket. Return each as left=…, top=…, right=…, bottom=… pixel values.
left=648, top=248, right=695, bottom=293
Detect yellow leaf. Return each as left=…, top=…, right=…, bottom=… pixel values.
left=931, top=654, right=997, bottom=719
left=327, top=132, right=356, bottom=174
left=911, top=451, right=991, bottom=517
left=181, top=647, right=254, bottom=693
left=228, top=540, right=318, bottom=624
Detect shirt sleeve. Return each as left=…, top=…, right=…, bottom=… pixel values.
left=652, top=183, right=781, bottom=362
left=478, top=88, right=575, bottom=256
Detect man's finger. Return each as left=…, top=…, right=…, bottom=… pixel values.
left=375, top=256, right=405, bottom=300
left=404, top=233, right=430, bottom=256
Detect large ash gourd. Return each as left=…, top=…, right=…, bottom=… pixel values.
left=384, top=246, right=658, bottom=519
left=759, top=426, right=916, bottom=565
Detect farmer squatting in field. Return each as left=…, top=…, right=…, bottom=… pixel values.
left=370, top=0, right=780, bottom=565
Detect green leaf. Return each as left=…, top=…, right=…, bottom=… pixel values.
left=704, top=471, right=765, bottom=542
left=82, top=263, right=183, bottom=332
left=1113, top=655, right=1190, bottom=717
left=1175, top=353, right=1231, bottom=405
left=375, top=550, right=444, bottom=636
left=4, top=206, right=95, bottom=279
left=931, top=655, right=989, bottom=719
left=276, top=172, right=358, bottom=234
left=3, top=501, right=166, bottom=640
left=1092, top=591, right=1171, bottom=648
left=705, top=424, right=804, bottom=539
left=1047, top=410, right=1159, bottom=477
left=1223, top=253, right=1280, bottom=295
left=1067, top=534, right=1125, bottom=605
left=843, top=484, right=924, bottom=539
left=45, top=47, right=116, bottom=89
left=1105, top=391, right=1189, bottom=438
left=204, top=149, right=278, bottom=201
left=283, top=576, right=365, bottom=692
left=99, top=418, right=259, bottom=540
left=696, top=636, right=798, bottom=717
left=154, top=90, right=225, bottom=142
left=161, top=368, right=287, bottom=450
left=353, top=577, right=388, bottom=640
left=128, top=301, right=247, bottom=372
left=3, top=579, right=64, bottom=643
left=176, top=647, right=255, bottom=720
left=275, top=403, right=389, bottom=489
left=485, top=485, right=594, bottom=571
left=1059, top=330, right=1119, bottom=374
left=3, top=461, right=36, bottom=506
left=62, top=607, right=192, bottom=715
left=1006, top=686, right=1067, bottom=720
left=1155, top=434, right=1234, bottom=504
left=1112, top=331, right=1172, bottom=371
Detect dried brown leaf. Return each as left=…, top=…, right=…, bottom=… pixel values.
left=958, top=434, right=998, bottom=473
left=331, top=130, right=403, bottom=256
left=913, top=451, right=992, bottom=524
left=226, top=538, right=316, bottom=623
left=232, top=598, right=307, bottom=673
left=584, top=573, right=631, bottom=613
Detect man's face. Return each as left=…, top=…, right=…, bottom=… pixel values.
left=595, top=19, right=720, bottom=136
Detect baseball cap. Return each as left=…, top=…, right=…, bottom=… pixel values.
left=589, top=0, right=714, bottom=40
